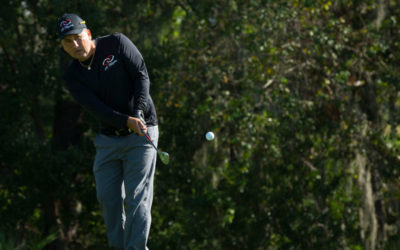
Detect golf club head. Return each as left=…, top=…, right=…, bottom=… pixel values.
left=159, top=151, right=169, bottom=165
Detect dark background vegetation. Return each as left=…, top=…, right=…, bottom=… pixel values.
left=1, top=1, right=400, bottom=249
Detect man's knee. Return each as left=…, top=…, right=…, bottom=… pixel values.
left=96, top=185, right=122, bottom=204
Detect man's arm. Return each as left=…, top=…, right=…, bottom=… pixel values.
left=67, top=77, right=147, bottom=135
left=118, top=33, right=150, bottom=135
left=66, top=78, right=129, bottom=129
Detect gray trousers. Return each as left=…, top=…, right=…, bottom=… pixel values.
left=93, top=126, right=158, bottom=250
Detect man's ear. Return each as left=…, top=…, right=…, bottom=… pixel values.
left=86, top=29, right=92, bottom=40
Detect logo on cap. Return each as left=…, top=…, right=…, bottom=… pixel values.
left=60, top=19, right=73, bottom=32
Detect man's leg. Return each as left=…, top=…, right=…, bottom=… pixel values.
left=122, top=126, right=158, bottom=250
left=93, top=134, right=125, bottom=248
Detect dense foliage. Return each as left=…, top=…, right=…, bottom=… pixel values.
left=1, top=1, right=400, bottom=249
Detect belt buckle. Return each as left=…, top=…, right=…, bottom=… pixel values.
left=115, top=130, right=120, bottom=136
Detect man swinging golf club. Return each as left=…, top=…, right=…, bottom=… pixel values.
left=58, top=13, right=158, bottom=249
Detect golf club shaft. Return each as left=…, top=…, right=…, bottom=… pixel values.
left=143, top=131, right=160, bottom=153
left=141, top=129, right=169, bottom=165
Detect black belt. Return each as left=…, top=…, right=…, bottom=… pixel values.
left=100, top=127, right=133, bottom=136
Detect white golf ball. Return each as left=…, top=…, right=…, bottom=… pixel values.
left=205, top=131, right=215, bottom=141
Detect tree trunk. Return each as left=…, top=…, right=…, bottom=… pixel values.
left=44, top=89, right=84, bottom=250
left=357, top=151, right=378, bottom=250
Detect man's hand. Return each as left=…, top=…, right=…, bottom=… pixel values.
left=127, top=116, right=147, bottom=136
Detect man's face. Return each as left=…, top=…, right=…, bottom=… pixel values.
left=61, top=29, right=93, bottom=61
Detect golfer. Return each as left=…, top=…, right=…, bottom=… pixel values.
left=58, top=13, right=158, bottom=249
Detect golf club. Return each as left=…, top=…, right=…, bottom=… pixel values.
left=141, top=129, right=169, bottom=165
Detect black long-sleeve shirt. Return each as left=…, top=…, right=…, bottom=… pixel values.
left=63, top=33, right=157, bottom=131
